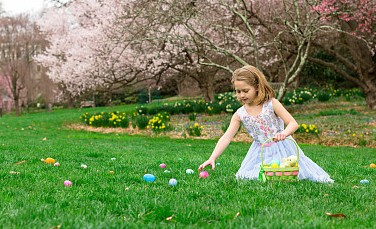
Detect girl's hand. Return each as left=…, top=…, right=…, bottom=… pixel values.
left=273, top=132, right=287, bottom=142
left=198, top=159, right=215, bottom=171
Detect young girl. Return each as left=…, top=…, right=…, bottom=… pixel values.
left=198, top=65, right=334, bottom=183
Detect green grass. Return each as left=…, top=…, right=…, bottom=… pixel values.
left=0, top=106, right=375, bottom=228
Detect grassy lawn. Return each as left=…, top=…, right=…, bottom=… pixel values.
left=0, top=103, right=375, bottom=228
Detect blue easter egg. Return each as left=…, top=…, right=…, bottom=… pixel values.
left=271, top=159, right=280, bottom=166
left=143, top=174, right=156, bottom=182
left=169, top=178, right=178, bottom=186
left=360, top=179, right=369, bottom=185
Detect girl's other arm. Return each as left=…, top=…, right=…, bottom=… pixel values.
left=272, top=98, right=298, bottom=141
left=198, top=113, right=241, bottom=170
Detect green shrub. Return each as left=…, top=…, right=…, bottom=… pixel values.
left=188, top=112, right=197, bottom=121
left=185, top=122, right=204, bottom=136
left=80, top=111, right=129, bottom=128
left=148, top=112, right=171, bottom=133
left=136, top=105, right=148, bottom=115
left=133, top=114, right=149, bottom=129
left=296, top=123, right=320, bottom=135
left=192, top=100, right=207, bottom=113
left=205, top=102, right=222, bottom=115
left=282, top=88, right=316, bottom=105
left=181, top=101, right=195, bottom=114
left=317, top=91, right=331, bottom=102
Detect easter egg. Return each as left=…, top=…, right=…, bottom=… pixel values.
left=159, top=163, right=167, bottom=168
left=186, top=169, right=194, bottom=174
left=199, top=171, right=209, bottom=179
left=54, top=162, right=60, bottom=166
left=143, top=174, right=156, bottom=182
left=169, top=178, right=178, bottom=186
left=81, top=164, right=87, bottom=169
left=370, top=163, right=376, bottom=168
left=64, top=180, right=72, bottom=187
left=271, top=159, right=280, bottom=166
left=271, top=163, right=279, bottom=168
left=360, top=179, right=369, bottom=185
left=45, top=157, right=55, bottom=164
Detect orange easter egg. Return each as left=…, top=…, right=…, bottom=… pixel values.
left=45, top=157, right=56, bottom=164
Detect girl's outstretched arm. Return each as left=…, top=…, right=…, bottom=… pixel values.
left=272, top=98, right=298, bottom=141
left=198, top=112, right=241, bottom=171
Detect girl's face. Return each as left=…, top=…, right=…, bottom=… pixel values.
left=234, top=80, right=257, bottom=105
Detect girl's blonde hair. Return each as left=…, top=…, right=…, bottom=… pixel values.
left=231, top=65, right=275, bottom=105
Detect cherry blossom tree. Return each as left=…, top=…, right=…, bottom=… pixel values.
left=312, top=0, right=376, bottom=109
left=37, top=0, right=374, bottom=107
left=36, top=0, right=178, bottom=104
left=37, top=0, right=316, bottom=102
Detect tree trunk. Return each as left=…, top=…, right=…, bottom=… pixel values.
left=66, top=94, right=73, bottom=109
left=14, top=98, right=20, bottom=116
left=341, top=20, right=376, bottom=109
left=365, top=87, right=376, bottom=109
left=276, top=84, right=286, bottom=101
left=363, top=71, right=376, bottom=109
left=196, top=71, right=215, bottom=102
left=200, top=83, right=215, bottom=102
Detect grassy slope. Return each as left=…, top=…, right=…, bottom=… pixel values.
left=0, top=106, right=375, bottom=228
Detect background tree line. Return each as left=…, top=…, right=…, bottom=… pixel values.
left=0, top=0, right=375, bottom=116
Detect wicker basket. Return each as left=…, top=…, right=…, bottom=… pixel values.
left=258, top=137, right=300, bottom=182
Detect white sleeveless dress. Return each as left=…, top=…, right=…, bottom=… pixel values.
left=235, top=100, right=334, bottom=183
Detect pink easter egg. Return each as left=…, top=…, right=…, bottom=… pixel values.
left=199, top=171, right=209, bottom=179
left=159, top=163, right=166, bottom=168
left=64, top=180, right=72, bottom=187
left=266, top=172, right=274, bottom=176
left=292, top=171, right=299, bottom=176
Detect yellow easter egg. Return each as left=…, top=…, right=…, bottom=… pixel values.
left=370, top=163, right=376, bottom=168
left=45, top=157, right=56, bottom=164
left=271, top=163, right=279, bottom=168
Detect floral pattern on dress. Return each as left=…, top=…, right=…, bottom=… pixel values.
left=236, top=100, right=284, bottom=144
